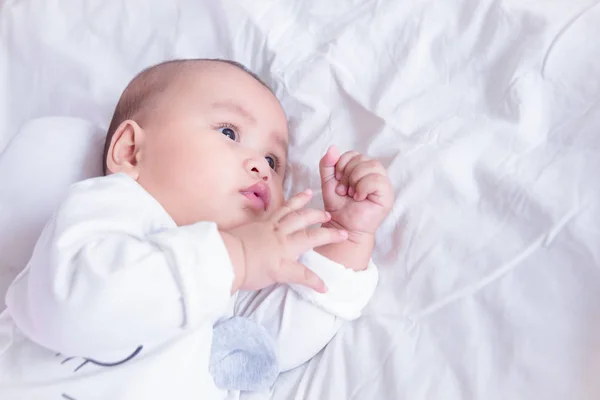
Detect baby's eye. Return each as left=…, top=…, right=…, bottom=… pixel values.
left=219, top=127, right=237, bottom=141
left=265, top=156, right=276, bottom=170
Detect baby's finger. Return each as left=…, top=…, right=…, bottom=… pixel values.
left=347, top=160, right=386, bottom=189
left=275, top=260, right=327, bottom=293
left=334, top=151, right=360, bottom=189
left=339, top=155, right=367, bottom=196
left=335, top=153, right=362, bottom=196
left=272, top=189, right=312, bottom=221
left=277, top=208, right=331, bottom=234
left=289, top=226, right=348, bottom=254
left=319, top=145, right=341, bottom=186
left=354, top=173, right=387, bottom=202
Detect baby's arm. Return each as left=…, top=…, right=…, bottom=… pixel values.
left=236, top=147, right=391, bottom=370
left=235, top=250, right=378, bottom=371
left=6, top=174, right=235, bottom=358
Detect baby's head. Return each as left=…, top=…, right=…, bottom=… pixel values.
left=103, top=59, right=288, bottom=230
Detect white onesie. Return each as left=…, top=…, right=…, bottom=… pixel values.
left=0, top=173, right=378, bottom=400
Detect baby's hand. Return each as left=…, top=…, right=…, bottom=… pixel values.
left=225, top=190, right=348, bottom=293
left=319, top=145, right=394, bottom=238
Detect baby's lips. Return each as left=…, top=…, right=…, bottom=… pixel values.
left=241, top=191, right=267, bottom=211
left=241, top=181, right=271, bottom=211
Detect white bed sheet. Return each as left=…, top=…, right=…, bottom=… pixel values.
left=1, top=0, right=600, bottom=399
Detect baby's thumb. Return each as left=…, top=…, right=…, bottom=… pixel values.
left=278, top=260, right=327, bottom=293
left=319, top=145, right=340, bottom=187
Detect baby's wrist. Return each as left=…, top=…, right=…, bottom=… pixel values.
left=321, top=220, right=375, bottom=248
left=317, top=221, right=374, bottom=271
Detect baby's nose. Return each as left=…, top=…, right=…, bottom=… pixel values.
left=245, top=157, right=270, bottom=181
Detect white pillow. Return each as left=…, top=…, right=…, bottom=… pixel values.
left=0, top=117, right=105, bottom=308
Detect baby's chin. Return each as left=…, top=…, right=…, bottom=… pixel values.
left=204, top=209, right=264, bottom=231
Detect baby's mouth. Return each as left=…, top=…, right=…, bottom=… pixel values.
left=240, top=181, right=270, bottom=211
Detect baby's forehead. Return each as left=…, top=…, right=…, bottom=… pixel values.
left=127, top=59, right=270, bottom=112
left=170, top=60, right=271, bottom=94
left=167, top=63, right=289, bottom=133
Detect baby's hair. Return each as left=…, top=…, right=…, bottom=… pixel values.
left=102, top=58, right=271, bottom=174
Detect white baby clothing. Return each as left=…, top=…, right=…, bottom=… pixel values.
left=0, top=173, right=378, bottom=400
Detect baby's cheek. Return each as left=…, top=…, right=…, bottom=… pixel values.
left=270, top=189, right=285, bottom=211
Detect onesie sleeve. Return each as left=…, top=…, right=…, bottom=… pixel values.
left=290, top=250, right=379, bottom=320
left=5, top=173, right=234, bottom=358
left=234, top=250, right=378, bottom=371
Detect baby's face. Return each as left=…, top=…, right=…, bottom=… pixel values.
left=136, top=64, right=288, bottom=229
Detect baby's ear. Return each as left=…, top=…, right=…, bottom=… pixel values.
left=105, top=120, right=145, bottom=179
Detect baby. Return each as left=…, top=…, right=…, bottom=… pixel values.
left=0, top=59, right=394, bottom=399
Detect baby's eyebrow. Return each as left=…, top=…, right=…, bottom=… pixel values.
left=210, top=101, right=256, bottom=125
